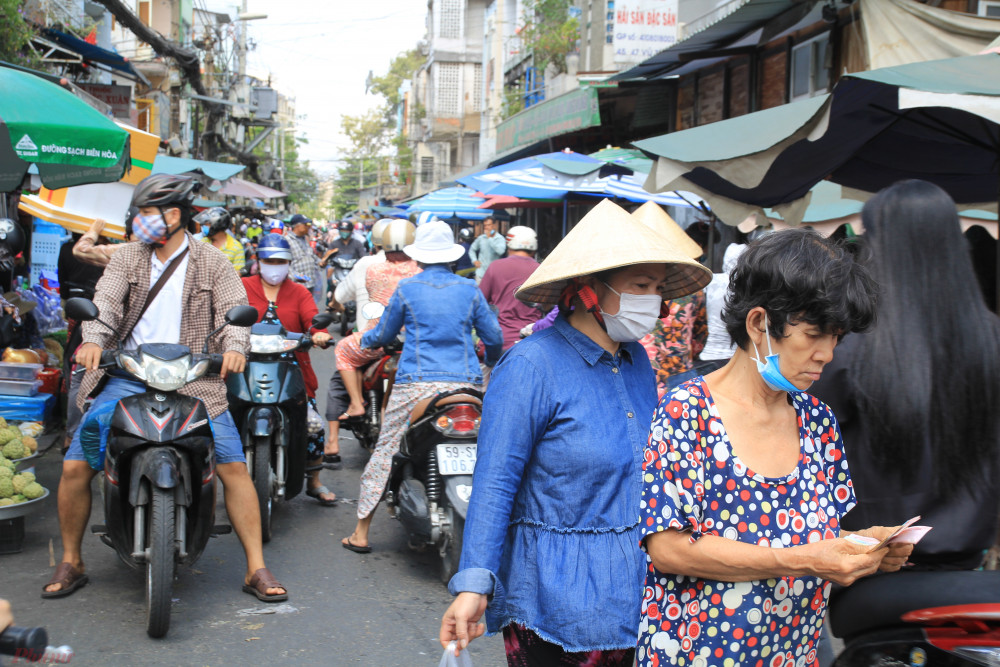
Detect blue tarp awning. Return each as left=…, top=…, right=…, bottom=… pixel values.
left=152, top=155, right=245, bottom=182
left=42, top=28, right=147, bottom=83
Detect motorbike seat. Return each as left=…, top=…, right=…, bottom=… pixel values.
left=828, top=570, right=1000, bottom=640
left=410, top=394, right=482, bottom=423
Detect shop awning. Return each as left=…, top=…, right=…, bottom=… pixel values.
left=40, top=28, right=148, bottom=85
left=219, top=177, right=286, bottom=199
left=613, top=0, right=812, bottom=81
left=152, top=155, right=245, bottom=182
left=495, top=87, right=601, bottom=154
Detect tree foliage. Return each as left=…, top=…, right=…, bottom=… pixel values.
left=518, top=0, right=579, bottom=74
left=0, top=0, right=38, bottom=67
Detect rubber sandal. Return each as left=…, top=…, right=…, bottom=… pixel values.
left=41, top=563, right=89, bottom=599
left=337, top=412, right=365, bottom=425
left=341, top=537, right=372, bottom=554
left=323, top=453, right=341, bottom=464
left=306, top=485, right=337, bottom=506
left=242, top=567, right=288, bottom=603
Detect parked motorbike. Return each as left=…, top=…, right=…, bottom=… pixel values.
left=830, top=569, right=1000, bottom=666
left=0, top=626, right=73, bottom=664
left=65, top=297, right=258, bottom=639
left=330, top=256, right=358, bottom=336
left=226, top=305, right=333, bottom=542
left=386, top=387, right=483, bottom=583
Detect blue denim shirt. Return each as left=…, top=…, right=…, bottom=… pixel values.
left=361, top=264, right=503, bottom=385
left=449, top=316, right=658, bottom=651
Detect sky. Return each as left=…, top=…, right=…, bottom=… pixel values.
left=204, top=0, right=428, bottom=175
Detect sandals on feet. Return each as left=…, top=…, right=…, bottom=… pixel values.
left=41, top=563, right=89, bottom=599
left=306, top=484, right=337, bottom=507
left=337, top=412, right=365, bottom=425
left=242, top=567, right=288, bottom=603
left=341, top=537, right=372, bottom=554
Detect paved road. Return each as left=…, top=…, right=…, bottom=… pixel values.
left=4, top=346, right=505, bottom=666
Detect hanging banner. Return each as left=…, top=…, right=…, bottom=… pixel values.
left=613, top=0, right=679, bottom=65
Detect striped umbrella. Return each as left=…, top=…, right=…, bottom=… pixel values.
left=406, top=186, right=492, bottom=220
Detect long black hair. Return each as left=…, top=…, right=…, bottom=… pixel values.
left=850, top=180, right=1000, bottom=495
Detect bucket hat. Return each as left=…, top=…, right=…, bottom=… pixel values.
left=516, top=199, right=711, bottom=305
left=630, top=201, right=703, bottom=259
left=403, top=219, right=465, bottom=264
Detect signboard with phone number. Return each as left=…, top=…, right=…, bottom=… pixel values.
left=613, top=0, right=679, bottom=65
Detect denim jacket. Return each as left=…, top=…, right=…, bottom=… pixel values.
left=449, top=316, right=658, bottom=651
left=361, top=264, right=503, bottom=384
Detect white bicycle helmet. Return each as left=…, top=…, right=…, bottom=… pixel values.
left=382, top=219, right=416, bottom=252
left=505, top=225, right=538, bottom=251
left=370, top=219, right=392, bottom=248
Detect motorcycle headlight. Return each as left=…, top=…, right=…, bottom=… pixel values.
left=250, top=334, right=299, bottom=354
left=141, top=353, right=192, bottom=391
left=186, top=357, right=210, bottom=383
left=119, top=351, right=145, bottom=382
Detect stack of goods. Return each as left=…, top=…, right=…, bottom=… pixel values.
left=0, top=353, right=58, bottom=423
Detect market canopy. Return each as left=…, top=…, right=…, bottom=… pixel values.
left=406, top=186, right=492, bottom=220
left=219, top=177, right=286, bottom=199
left=635, top=53, right=1000, bottom=226
left=0, top=67, right=131, bottom=192
left=152, top=155, right=245, bottom=182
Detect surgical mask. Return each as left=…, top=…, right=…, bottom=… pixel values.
left=201, top=225, right=210, bottom=237
left=260, top=263, right=289, bottom=286
left=339, top=230, right=352, bottom=240
left=751, top=317, right=801, bottom=393
left=599, top=282, right=662, bottom=343
left=133, top=213, right=167, bottom=246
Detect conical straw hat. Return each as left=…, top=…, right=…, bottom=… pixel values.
left=631, top=201, right=703, bottom=259
left=516, top=199, right=711, bottom=305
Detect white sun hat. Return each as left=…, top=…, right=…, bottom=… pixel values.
left=631, top=201, right=704, bottom=260
left=516, top=198, right=712, bottom=305
left=403, top=219, right=466, bottom=264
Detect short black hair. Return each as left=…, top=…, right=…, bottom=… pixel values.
left=722, top=228, right=877, bottom=350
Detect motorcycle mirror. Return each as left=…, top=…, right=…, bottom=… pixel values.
left=312, top=312, right=335, bottom=329
left=225, top=305, right=260, bottom=328
left=64, top=297, right=99, bottom=322
left=361, top=302, right=385, bottom=320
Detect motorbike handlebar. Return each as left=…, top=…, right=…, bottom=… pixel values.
left=208, top=354, right=225, bottom=375
left=99, top=350, right=117, bottom=369
left=0, top=626, right=47, bottom=658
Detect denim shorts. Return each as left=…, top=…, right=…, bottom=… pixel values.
left=66, top=377, right=245, bottom=465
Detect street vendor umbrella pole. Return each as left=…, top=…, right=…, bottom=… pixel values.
left=0, top=67, right=131, bottom=192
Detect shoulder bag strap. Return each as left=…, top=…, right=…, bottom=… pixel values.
left=120, top=246, right=190, bottom=344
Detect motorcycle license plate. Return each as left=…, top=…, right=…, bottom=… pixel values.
left=436, top=444, right=477, bottom=476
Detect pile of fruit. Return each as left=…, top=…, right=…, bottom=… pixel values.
left=0, top=418, right=45, bottom=505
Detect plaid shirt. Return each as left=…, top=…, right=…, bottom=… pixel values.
left=78, top=233, right=250, bottom=418
left=286, top=232, right=318, bottom=288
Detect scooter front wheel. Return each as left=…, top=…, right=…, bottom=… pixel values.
left=248, top=438, right=273, bottom=543
left=146, top=485, right=175, bottom=638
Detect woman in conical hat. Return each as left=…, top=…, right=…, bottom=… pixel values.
left=440, top=199, right=711, bottom=665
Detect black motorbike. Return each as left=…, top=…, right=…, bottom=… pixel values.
left=387, top=388, right=483, bottom=583
left=830, top=569, right=1000, bottom=666
left=226, top=305, right=333, bottom=542
left=344, top=303, right=402, bottom=455
left=65, top=297, right=258, bottom=639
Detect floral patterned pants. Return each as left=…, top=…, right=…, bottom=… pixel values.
left=356, top=380, right=475, bottom=519
left=502, top=624, right=636, bottom=667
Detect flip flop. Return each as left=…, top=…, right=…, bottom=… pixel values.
left=306, top=484, right=337, bottom=507
left=242, top=567, right=288, bottom=603
left=341, top=537, right=372, bottom=554
left=337, top=411, right=366, bottom=424
left=323, top=453, right=341, bottom=464
left=41, top=562, right=89, bottom=599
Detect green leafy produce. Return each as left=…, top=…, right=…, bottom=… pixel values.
left=11, top=495, right=25, bottom=504
left=0, top=459, right=14, bottom=472
left=22, top=483, right=44, bottom=500
left=1, top=440, right=24, bottom=459
left=0, top=468, right=13, bottom=481
left=12, top=473, right=30, bottom=494
left=0, top=427, right=20, bottom=446
left=0, top=478, right=12, bottom=498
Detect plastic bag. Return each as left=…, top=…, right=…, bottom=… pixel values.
left=78, top=400, right=116, bottom=470
left=306, top=402, right=324, bottom=436
left=438, top=643, right=473, bottom=667
left=17, top=422, right=44, bottom=438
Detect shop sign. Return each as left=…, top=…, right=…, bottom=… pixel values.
left=496, top=87, right=601, bottom=153
left=79, top=83, right=132, bottom=119
left=613, top=0, right=679, bottom=65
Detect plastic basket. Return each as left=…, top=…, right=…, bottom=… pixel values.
left=30, top=219, right=70, bottom=287
left=0, top=517, right=26, bottom=554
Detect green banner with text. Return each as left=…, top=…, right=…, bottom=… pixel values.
left=496, top=87, right=601, bottom=153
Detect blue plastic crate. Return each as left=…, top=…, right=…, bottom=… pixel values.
left=0, top=393, right=56, bottom=422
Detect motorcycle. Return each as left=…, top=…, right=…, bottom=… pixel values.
left=226, top=305, right=333, bottom=542
left=343, top=305, right=401, bottom=454
left=0, top=626, right=73, bottom=664
left=830, top=569, right=1000, bottom=666
left=330, top=256, right=358, bottom=337
left=386, top=386, right=484, bottom=583
left=64, top=297, right=258, bottom=639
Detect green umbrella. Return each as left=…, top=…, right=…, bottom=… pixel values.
left=0, top=67, right=131, bottom=192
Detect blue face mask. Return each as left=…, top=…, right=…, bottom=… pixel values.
left=751, top=317, right=801, bottom=393
left=201, top=225, right=210, bottom=237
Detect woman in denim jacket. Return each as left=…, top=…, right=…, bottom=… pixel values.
left=439, top=200, right=712, bottom=666
left=340, top=220, right=503, bottom=553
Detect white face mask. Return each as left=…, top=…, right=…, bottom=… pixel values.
left=260, top=263, right=289, bottom=286
left=599, top=281, right=662, bottom=342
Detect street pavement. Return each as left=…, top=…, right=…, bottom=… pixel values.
left=3, top=345, right=505, bottom=666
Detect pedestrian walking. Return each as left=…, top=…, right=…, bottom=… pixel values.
left=468, top=216, right=506, bottom=282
